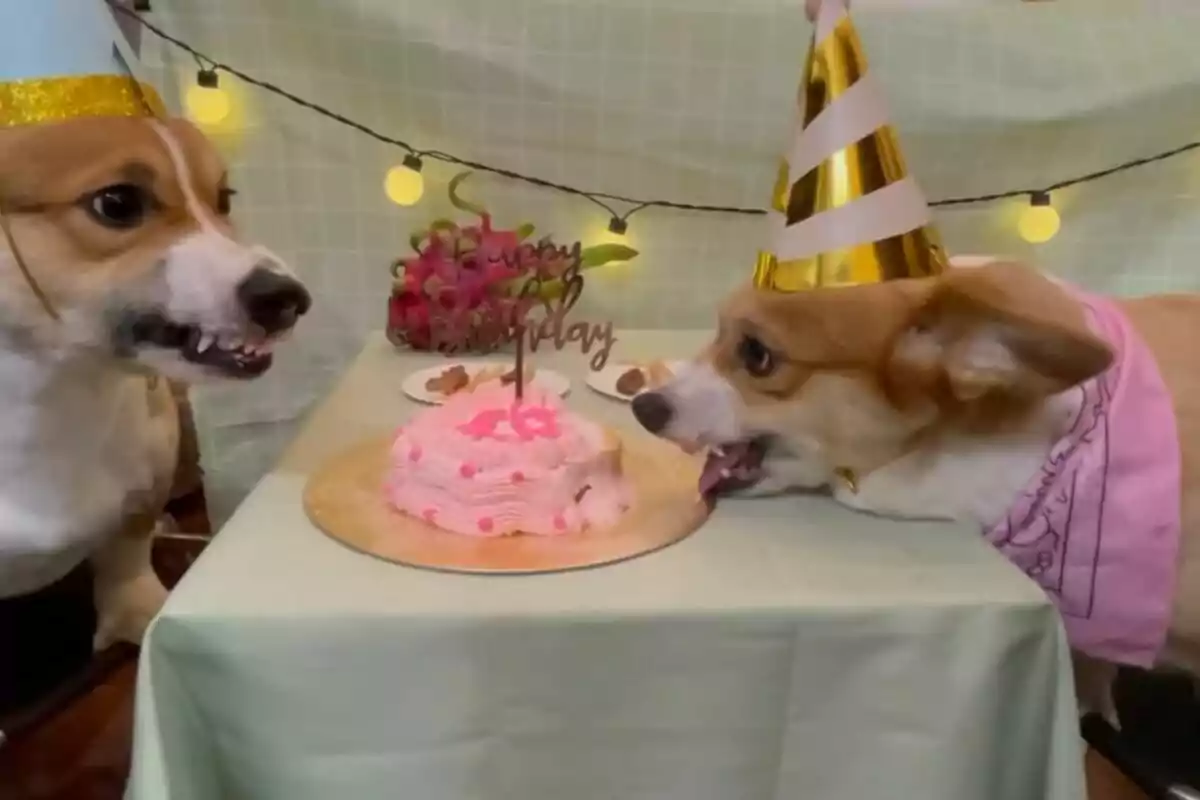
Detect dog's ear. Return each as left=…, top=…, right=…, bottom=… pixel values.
left=886, top=261, right=1113, bottom=403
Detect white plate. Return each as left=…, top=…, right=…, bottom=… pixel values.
left=586, top=360, right=686, bottom=403
left=402, top=361, right=571, bottom=405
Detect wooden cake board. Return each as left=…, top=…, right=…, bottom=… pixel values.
left=303, top=430, right=709, bottom=575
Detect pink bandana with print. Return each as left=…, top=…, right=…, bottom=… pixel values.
left=984, top=289, right=1181, bottom=667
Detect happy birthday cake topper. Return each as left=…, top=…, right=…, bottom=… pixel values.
left=388, top=171, right=632, bottom=367
left=422, top=238, right=617, bottom=373
left=513, top=241, right=616, bottom=372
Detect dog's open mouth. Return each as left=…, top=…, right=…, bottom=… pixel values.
left=126, top=314, right=277, bottom=379
left=699, top=436, right=770, bottom=497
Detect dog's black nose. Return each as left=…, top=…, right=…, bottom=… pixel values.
left=237, top=266, right=311, bottom=335
left=631, top=391, right=673, bottom=434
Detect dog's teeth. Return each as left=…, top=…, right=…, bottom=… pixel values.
left=712, top=447, right=726, bottom=457
left=197, top=333, right=214, bottom=353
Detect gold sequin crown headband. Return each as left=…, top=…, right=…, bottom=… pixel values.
left=0, top=74, right=165, bottom=128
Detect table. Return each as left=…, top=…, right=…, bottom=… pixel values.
left=127, top=332, right=1086, bottom=800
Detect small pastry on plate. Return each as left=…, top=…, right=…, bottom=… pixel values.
left=615, top=360, right=674, bottom=397
left=500, top=365, right=537, bottom=387
left=426, top=365, right=470, bottom=396
left=615, top=367, right=647, bottom=396
left=465, top=365, right=506, bottom=392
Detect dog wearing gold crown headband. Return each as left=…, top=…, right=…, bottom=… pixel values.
left=633, top=0, right=1200, bottom=725
left=0, top=88, right=309, bottom=708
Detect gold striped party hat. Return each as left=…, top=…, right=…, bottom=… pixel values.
left=753, top=0, right=947, bottom=292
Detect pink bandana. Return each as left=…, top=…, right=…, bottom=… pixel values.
left=984, top=289, right=1181, bottom=667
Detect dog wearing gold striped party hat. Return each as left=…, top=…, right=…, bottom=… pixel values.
left=0, top=0, right=309, bottom=707
left=632, top=0, right=1200, bottom=715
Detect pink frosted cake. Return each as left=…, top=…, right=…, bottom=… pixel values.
left=386, top=383, right=632, bottom=537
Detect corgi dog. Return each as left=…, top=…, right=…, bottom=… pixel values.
left=0, top=116, right=310, bottom=648
left=633, top=256, right=1200, bottom=716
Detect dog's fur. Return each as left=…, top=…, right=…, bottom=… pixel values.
left=0, top=116, right=306, bottom=647
left=640, top=256, right=1200, bottom=711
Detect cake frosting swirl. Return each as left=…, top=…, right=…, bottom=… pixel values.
left=386, top=383, right=631, bottom=536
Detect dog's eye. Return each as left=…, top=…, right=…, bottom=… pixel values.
left=217, top=187, right=237, bottom=215
left=86, top=184, right=149, bottom=230
left=737, top=334, right=775, bottom=378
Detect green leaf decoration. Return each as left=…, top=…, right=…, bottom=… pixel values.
left=501, top=257, right=631, bottom=301
left=579, top=243, right=639, bottom=268
left=408, top=232, right=426, bottom=253
left=448, top=172, right=489, bottom=218
left=515, top=222, right=536, bottom=241
left=528, top=279, right=565, bottom=300
left=429, top=219, right=458, bottom=234
left=508, top=276, right=558, bottom=301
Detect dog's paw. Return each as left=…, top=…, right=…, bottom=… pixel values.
left=93, top=573, right=169, bottom=651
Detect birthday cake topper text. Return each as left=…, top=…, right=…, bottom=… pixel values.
left=430, top=239, right=617, bottom=372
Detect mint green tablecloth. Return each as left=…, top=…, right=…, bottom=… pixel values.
left=127, top=332, right=1086, bottom=800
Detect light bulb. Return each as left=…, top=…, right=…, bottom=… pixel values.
left=385, top=155, right=425, bottom=206
left=607, top=216, right=628, bottom=237
left=1017, top=192, right=1060, bottom=244
left=185, top=85, right=231, bottom=126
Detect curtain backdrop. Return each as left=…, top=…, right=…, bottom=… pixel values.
left=142, top=0, right=1200, bottom=523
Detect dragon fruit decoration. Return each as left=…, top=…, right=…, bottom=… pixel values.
left=388, top=172, right=637, bottom=354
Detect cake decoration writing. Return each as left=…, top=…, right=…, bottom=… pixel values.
left=416, top=238, right=616, bottom=371
left=388, top=171, right=635, bottom=362
left=457, top=403, right=561, bottom=442
left=513, top=241, right=616, bottom=372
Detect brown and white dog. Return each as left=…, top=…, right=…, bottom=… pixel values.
left=0, top=116, right=309, bottom=648
left=632, top=256, right=1200, bottom=715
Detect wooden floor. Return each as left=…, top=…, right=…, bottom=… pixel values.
left=1087, top=749, right=1151, bottom=800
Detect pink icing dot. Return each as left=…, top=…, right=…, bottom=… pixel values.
left=478, top=517, right=494, bottom=533
left=553, top=514, right=567, bottom=531
left=511, top=471, right=525, bottom=483
left=409, top=445, right=422, bottom=462
left=459, top=462, right=477, bottom=478
left=422, top=508, right=437, bottom=523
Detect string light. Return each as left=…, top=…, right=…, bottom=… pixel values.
left=108, top=1, right=1200, bottom=233
left=607, top=217, right=628, bottom=237
left=1018, top=191, right=1061, bottom=244
left=384, top=154, right=425, bottom=207
left=186, top=67, right=230, bottom=126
